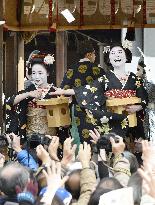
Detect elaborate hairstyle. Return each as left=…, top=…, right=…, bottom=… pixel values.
left=26, top=50, right=40, bottom=65
left=104, top=43, right=132, bottom=67
left=78, top=40, right=95, bottom=58
left=27, top=51, right=55, bottom=76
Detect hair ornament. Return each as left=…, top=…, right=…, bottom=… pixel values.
left=103, top=46, right=111, bottom=53
left=122, top=39, right=132, bottom=50
left=44, top=54, right=55, bottom=65
left=31, top=53, right=46, bottom=59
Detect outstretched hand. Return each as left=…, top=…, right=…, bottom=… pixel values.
left=110, top=136, right=125, bottom=155
left=78, top=142, right=91, bottom=168
left=89, top=128, right=100, bottom=144
left=42, top=161, right=69, bottom=190
left=125, top=104, right=142, bottom=114
left=28, top=89, right=43, bottom=99
left=48, top=136, right=60, bottom=161
left=138, top=166, right=155, bottom=198
left=49, top=88, right=75, bottom=96
left=5, top=133, right=22, bottom=153
left=49, top=87, right=65, bottom=96
left=61, top=137, right=77, bottom=167
left=36, top=145, right=51, bottom=165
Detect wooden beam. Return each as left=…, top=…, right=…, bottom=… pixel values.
left=5, top=33, right=18, bottom=98
left=56, top=31, right=67, bottom=87
left=0, top=0, right=3, bottom=133
left=18, top=38, right=24, bottom=91
left=6, top=23, right=155, bottom=32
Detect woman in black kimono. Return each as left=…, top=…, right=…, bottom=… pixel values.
left=50, top=43, right=148, bottom=143
left=5, top=52, right=56, bottom=143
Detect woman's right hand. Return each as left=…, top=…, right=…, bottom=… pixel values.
left=13, top=89, right=43, bottom=105
left=28, top=89, right=43, bottom=99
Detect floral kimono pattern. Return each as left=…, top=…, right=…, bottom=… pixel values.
left=144, top=81, right=155, bottom=140
left=5, top=84, right=56, bottom=143
left=74, top=70, right=148, bottom=141
left=61, top=61, right=105, bottom=143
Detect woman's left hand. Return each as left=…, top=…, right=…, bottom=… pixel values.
left=49, top=88, right=65, bottom=96
left=125, top=104, right=142, bottom=114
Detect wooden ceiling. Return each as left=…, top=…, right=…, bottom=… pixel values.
left=3, top=0, right=155, bottom=31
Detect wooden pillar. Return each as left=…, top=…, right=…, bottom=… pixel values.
left=5, top=32, right=18, bottom=98
left=0, top=1, right=4, bottom=133
left=56, top=31, right=67, bottom=87
left=18, top=38, right=24, bottom=91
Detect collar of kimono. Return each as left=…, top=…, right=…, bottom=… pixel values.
left=79, top=58, right=91, bottom=62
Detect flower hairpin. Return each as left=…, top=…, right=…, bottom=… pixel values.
left=44, top=54, right=55, bottom=65
left=122, top=39, right=132, bottom=50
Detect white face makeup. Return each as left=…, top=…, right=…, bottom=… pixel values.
left=109, top=46, right=127, bottom=68
left=31, top=64, right=49, bottom=87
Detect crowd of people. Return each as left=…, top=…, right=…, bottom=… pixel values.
left=0, top=38, right=154, bottom=205
left=0, top=131, right=155, bottom=205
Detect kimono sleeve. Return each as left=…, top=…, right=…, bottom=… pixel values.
left=135, top=77, right=148, bottom=108
left=5, top=85, right=35, bottom=134
left=5, top=94, right=19, bottom=134
left=74, top=76, right=127, bottom=123
left=60, top=68, right=74, bottom=89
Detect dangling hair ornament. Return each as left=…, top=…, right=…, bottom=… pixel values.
left=122, top=39, right=132, bottom=50
left=44, top=54, right=55, bottom=65
left=103, top=46, right=111, bottom=53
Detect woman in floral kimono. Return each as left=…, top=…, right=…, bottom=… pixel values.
left=136, top=60, right=155, bottom=141
left=5, top=52, right=56, bottom=143
left=50, top=43, right=148, bottom=143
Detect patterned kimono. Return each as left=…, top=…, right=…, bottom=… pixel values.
left=74, top=70, right=148, bottom=141
left=60, top=59, right=105, bottom=143
left=5, top=84, right=56, bottom=143
left=144, top=81, right=155, bottom=140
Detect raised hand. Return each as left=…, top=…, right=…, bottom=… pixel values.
left=78, top=142, right=91, bottom=168
left=5, top=133, right=22, bottom=153
left=110, top=136, right=125, bottom=155
left=41, top=161, right=69, bottom=204
left=36, top=145, right=51, bottom=165
left=43, top=161, right=69, bottom=190
left=48, top=136, right=60, bottom=161
left=89, top=128, right=100, bottom=144
left=141, top=140, right=155, bottom=172
left=138, top=165, right=155, bottom=198
left=61, top=137, right=77, bottom=167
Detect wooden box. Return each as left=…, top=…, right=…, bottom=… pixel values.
left=37, top=97, right=71, bottom=127
left=106, top=97, right=141, bottom=127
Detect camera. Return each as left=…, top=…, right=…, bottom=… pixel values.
left=27, top=133, right=52, bottom=149
left=96, top=133, right=119, bottom=153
